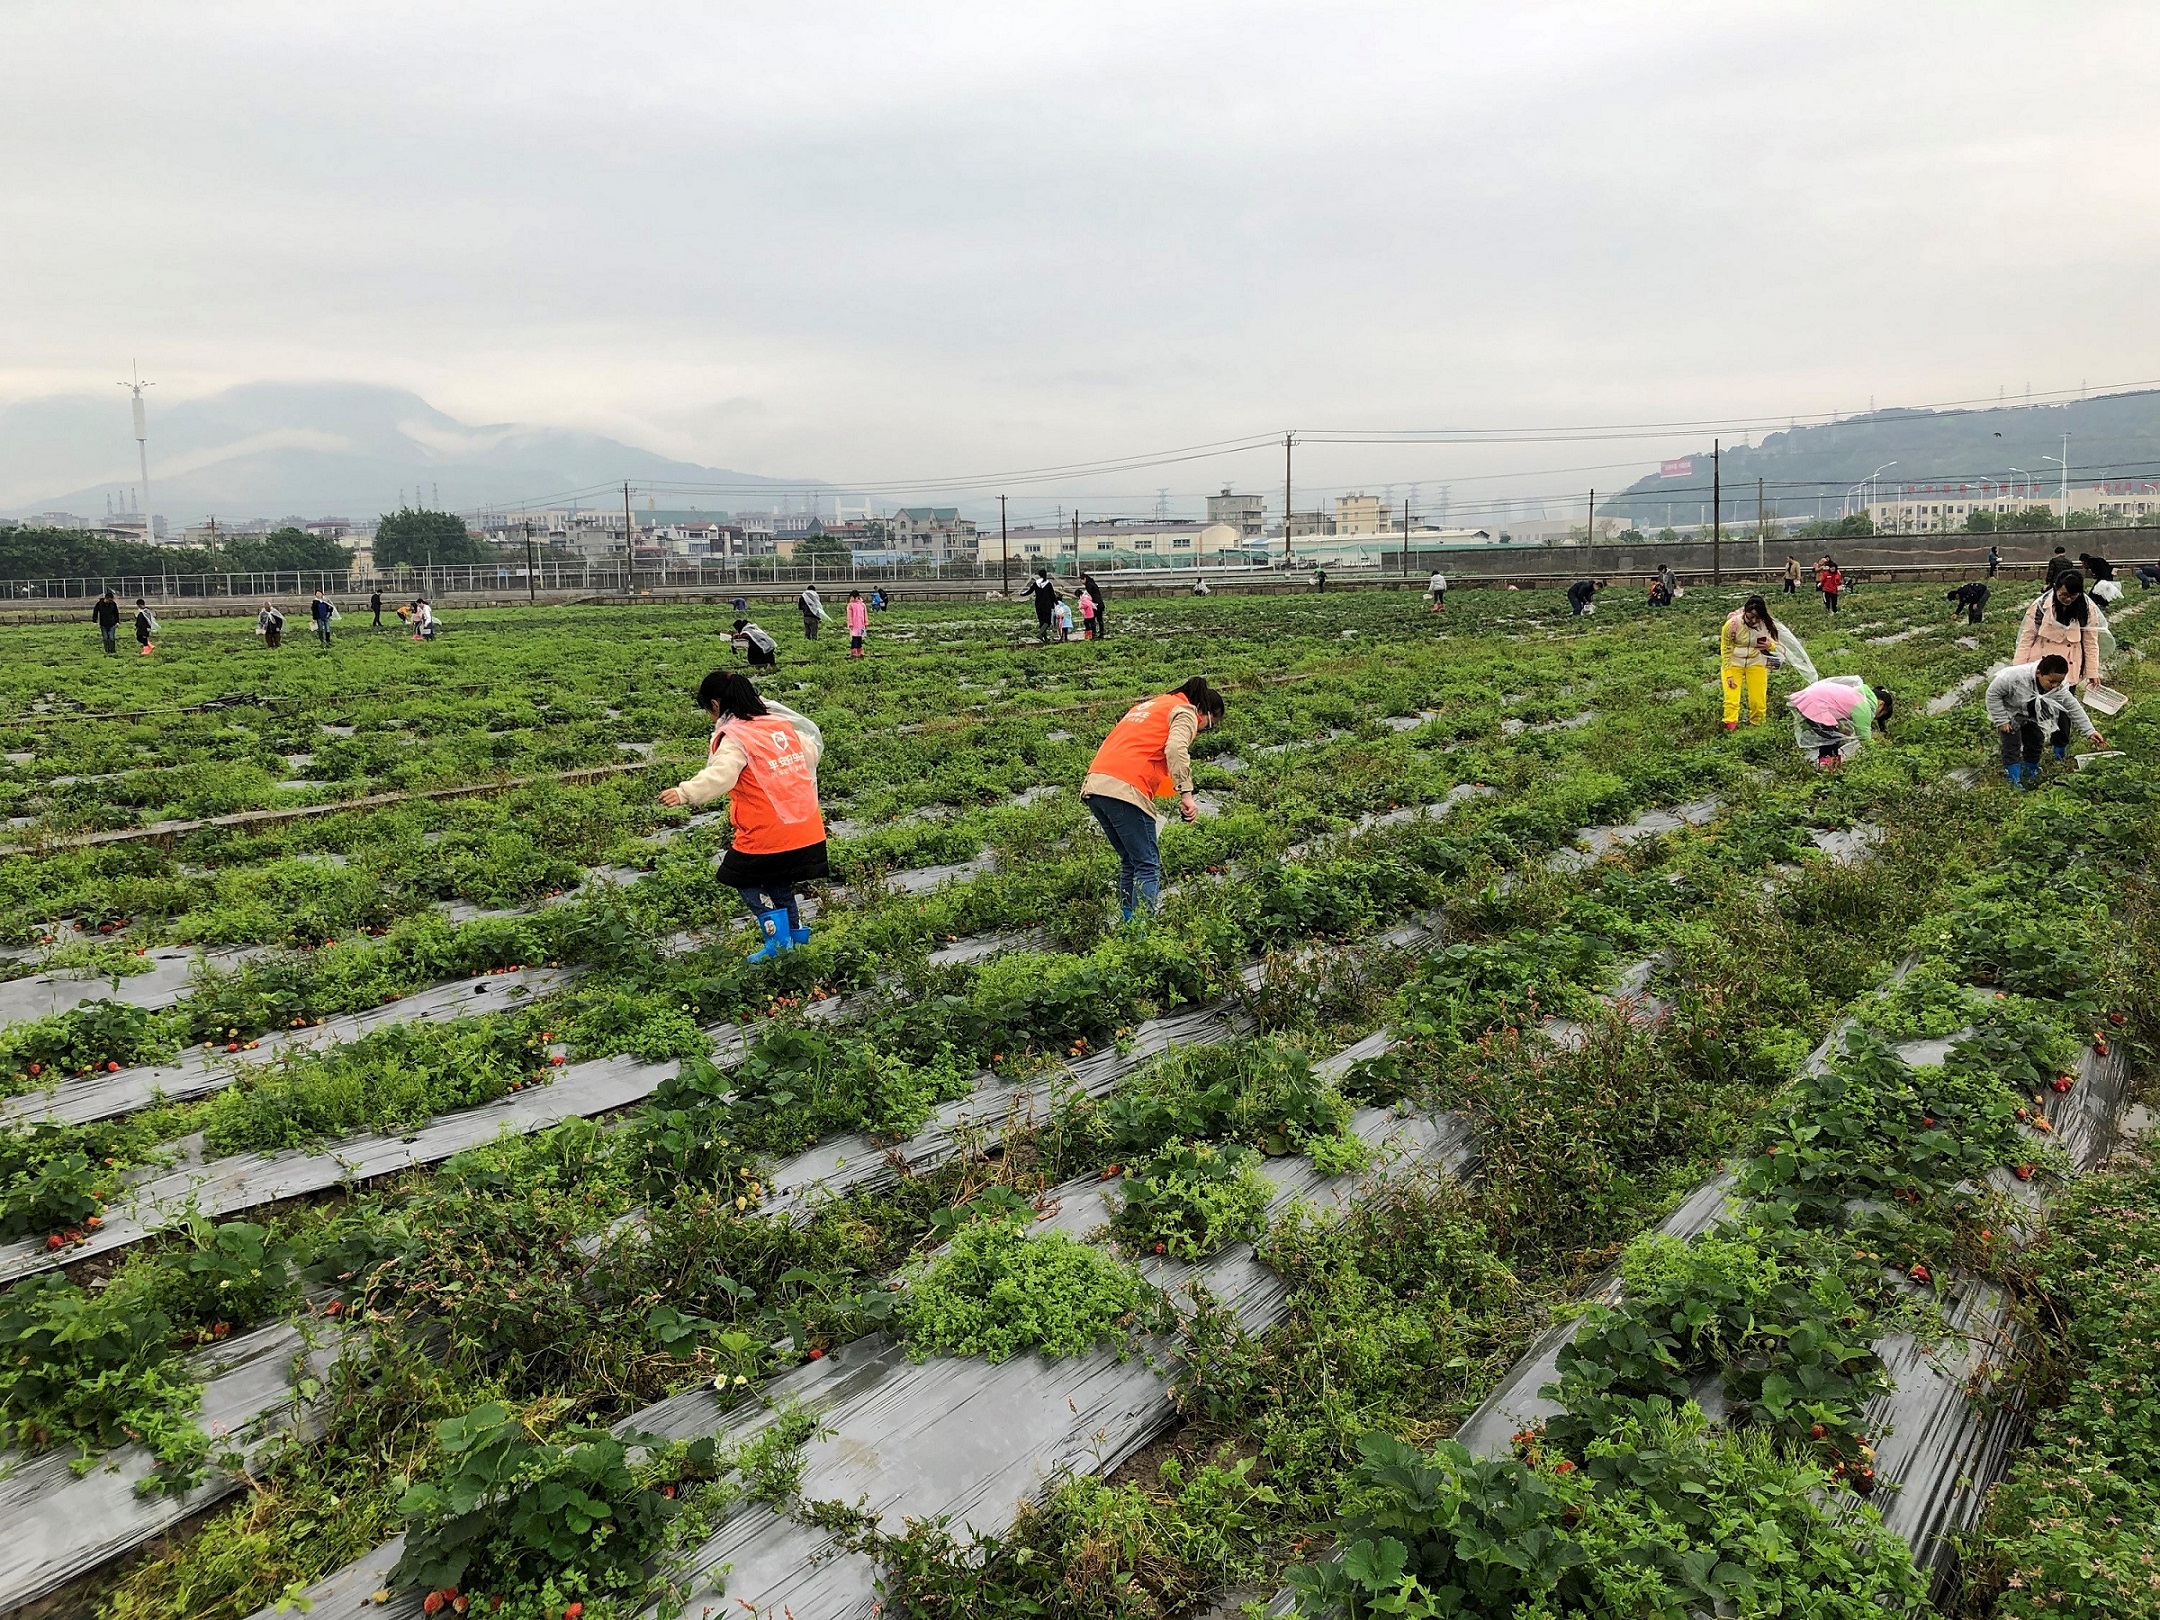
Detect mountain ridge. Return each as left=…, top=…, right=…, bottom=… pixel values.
left=1609, top=389, right=2160, bottom=525
left=0, top=381, right=816, bottom=524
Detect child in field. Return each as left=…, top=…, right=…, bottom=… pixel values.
left=1986, top=656, right=2106, bottom=786
left=658, top=670, right=829, bottom=960
left=133, top=599, right=157, bottom=655
left=845, top=589, right=868, bottom=658
left=1078, top=589, right=1097, bottom=640
left=1051, top=598, right=1073, bottom=641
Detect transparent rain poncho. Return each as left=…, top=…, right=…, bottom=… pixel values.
left=1772, top=624, right=1819, bottom=685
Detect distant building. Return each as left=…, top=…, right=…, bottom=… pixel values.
left=888, top=507, right=979, bottom=562
left=1333, top=493, right=1390, bottom=536
left=1865, top=478, right=2160, bottom=533
left=1003, top=520, right=1251, bottom=564
left=1206, top=487, right=1267, bottom=539
left=652, top=521, right=743, bottom=561
left=1284, top=511, right=1335, bottom=539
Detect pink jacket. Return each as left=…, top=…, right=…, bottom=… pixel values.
left=2012, top=594, right=2102, bottom=685
left=846, top=600, right=868, bottom=633
left=1790, top=679, right=1862, bottom=728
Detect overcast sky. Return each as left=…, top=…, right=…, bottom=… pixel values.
left=8, top=1, right=2160, bottom=516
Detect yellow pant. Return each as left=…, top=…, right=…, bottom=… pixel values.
left=1722, top=664, right=1768, bottom=725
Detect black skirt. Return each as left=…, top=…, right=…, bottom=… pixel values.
left=717, top=839, right=830, bottom=890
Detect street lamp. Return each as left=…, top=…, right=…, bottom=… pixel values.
left=2043, top=450, right=2068, bottom=530
left=2008, top=467, right=2026, bottom=509
left=1863, top=462, right=1896, bottom=529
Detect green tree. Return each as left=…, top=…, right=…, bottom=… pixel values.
left=793, top=531, right=849, bottom=563
left=0, top=526, right=175, bottom=580
left=373, top=508, right=494, bottom=570
left=1994, top=504, right=2067, bottom=533
left=220, top=527, right=352, bottom=573
left=1793, top=514, right=1874, bottom=540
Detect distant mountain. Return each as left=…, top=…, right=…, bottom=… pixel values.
left=0, top=381, right=816, bottom=524
left=1607, top=389, right=2160, bottom=528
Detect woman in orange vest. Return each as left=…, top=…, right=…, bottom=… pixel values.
left=1081, top=677, right=1226, bottom=922
left=659, top=670, right=829, bottom=962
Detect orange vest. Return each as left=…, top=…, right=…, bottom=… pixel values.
left=715, top=715, right=826, bottom=854
left=1089, top=693, right=1194, bottom=802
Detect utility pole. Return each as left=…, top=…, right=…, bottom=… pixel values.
left=1757, top=477, right=1766, bottom=574
left=999, top=495, right=1009, bottom=597
left=2061, top=433, right=2070, bottom=529
left=1711, top=439, right=1722, bottom=583
left=623, top=481, right=635, bottom=593
left=1401, top=497, right=1411, bottom=577
left=1072, top=508, right=1079, bottom=571
left=1585, top=488, right=1595, bottom=575
left=524, top=522, right=536, bottom=603
left=1283, top=431, right=1294, bottom=568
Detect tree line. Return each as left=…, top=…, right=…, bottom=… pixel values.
left=0, top=507, right=517, bottom=582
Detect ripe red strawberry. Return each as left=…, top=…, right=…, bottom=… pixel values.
left=2094, top=1038, right=2111, bottom=1057
left=1908, top=1264, right=1932, bottom=1284
left=2014, top=1164, right=2035, bottom=1182
left=807, top=1347, right=826, bottom=1360
left=2052, top=1077, right=2073, bottom=1094
left=423, top=1595, right=445, bottom=1616
left=2109, top=1011, right=2125, bottom=1027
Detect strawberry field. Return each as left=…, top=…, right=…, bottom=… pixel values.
left=0, top=582, right=2155, bottom=1620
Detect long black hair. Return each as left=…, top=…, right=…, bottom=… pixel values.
left=2046, top=571, right=2091, bottom=626
left=695, top=669, right=768, bottom=719
left=1739, top=594, right=1780, bottom=639
left=1175, top=676, right=1226, bottom=722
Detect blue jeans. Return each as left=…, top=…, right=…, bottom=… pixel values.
left=737, top=883, right=800, bottom=930
left=1084, top=793, right=1161, bottom=917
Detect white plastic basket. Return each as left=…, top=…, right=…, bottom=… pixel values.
left=2083, top=683, right=2129, bottom=716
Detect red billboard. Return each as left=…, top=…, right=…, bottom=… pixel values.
left=1660, top=458, right=1693, bottom=478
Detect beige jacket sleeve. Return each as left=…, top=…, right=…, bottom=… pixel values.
left=674, top=733, right=748, bottom=808
left=1163, top=705, right=1200, bottom=795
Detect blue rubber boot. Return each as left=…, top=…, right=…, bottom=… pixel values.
left=790, top=920, right=813, bottom=947
left=2004, top=762, right=2023, bottom=788
left=2052, top=743, right=2068, bottom=762
left=746, top=909, right=792, bottom=963
left=2020, top=762, right=2041, bottom=790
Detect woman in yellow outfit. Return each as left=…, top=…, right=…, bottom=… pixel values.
left=1719, top=595, right=1782, bottom=730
